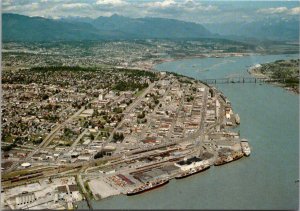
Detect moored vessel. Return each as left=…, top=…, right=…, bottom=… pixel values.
left=214, top=155, right=234, bottom=166
left=241, top=139, right=251, bottom=156
left=175, top=164, right=210, bottom=179
left=127, top=178, right=169, bottom=196
left=235, top=114, right=240, bottom=124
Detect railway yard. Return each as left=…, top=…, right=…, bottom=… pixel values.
left=1, top=68, right=251, bottom=210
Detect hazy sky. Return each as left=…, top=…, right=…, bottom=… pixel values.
left=2, top=0, right=300, bottom=23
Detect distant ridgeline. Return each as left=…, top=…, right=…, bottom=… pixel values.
left=3, top=13, right=299, bottom=42
left=2, top=13, right=211, bottom=42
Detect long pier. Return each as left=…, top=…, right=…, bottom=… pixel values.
left=203, top=77, right=286, bottom=84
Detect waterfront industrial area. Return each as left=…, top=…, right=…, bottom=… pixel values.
left=1, top=65, right=251, bottom=210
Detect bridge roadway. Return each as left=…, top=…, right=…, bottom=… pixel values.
left=203, top=77, right=286, bottom=84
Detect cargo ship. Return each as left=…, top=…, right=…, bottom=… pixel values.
left=175, top=164, right=210, bottom=179
left=241, top=139, right=251, bottom=156
left=214, top=151, right=244, bottom=166
left=214, top=155, right=233, bottom=166
left=127, top=178, right=169, bottom=196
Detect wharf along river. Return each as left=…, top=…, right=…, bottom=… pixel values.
left=78, top=54, right=299, bottom=210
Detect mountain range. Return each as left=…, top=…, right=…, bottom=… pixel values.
left=205, top=18, right=299, bottom=41
left=2, top=13, right=211, bottom=41
left=3, top=13, right=299, bottom=42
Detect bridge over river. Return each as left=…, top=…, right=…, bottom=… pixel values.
left=202, top=77, right=285, bottom=84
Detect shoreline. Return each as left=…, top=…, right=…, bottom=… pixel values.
left=122, top=52, right=258, bottom=72
left=79, top=153, right=248, bottom=207
left=149, top=51, right=299, bottom=71
left=150, top=52, right=257, bottom=70
left=248, top=65, right=299, bottom=94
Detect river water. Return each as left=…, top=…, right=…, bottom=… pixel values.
left=78, top=54, right=299, bottom=210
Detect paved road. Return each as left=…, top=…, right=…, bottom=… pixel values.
left=165, top=87, right=186, bottom=139
left=167, top=87, right=208, bottom=144
left=139, top=81, right=173, bottom=138
left=105, top=81, right=159, bottom=144
left=70, top=129, right=89, bottom=150
left=6, top=106, right=86, bottom=172
left=37, top=106, right=85, bottom=151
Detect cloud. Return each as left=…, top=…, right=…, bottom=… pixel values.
left=61, top=3, right=91, bottom=9
left=257, top=7, right=288, bottom=14
left=289, top=7, right=300, bottom=15
left=4, top=2, right=40, bottom=12
left=2, top=0, right=13, bottom=6
left=95, top=0, right=127, bottom=6
left=257, top=6, right=300, bottom=15
left=144, top=0, right=218, bottom=12
left=30, top=2, right=40, bottom=9
left=3, top=5, right=17, bottom=12
left=145, top=0, right=176, bottom=8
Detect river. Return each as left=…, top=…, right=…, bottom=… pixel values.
left=78, top=53, right=299, bottom=210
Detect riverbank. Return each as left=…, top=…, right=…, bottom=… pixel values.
left=129, top=52, right=258, bottom=72
left=152, top=52, right=255, bottom=70
left=248, top=63, right=299, bottom=94
left=149, top=51, right=297, bottom=72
